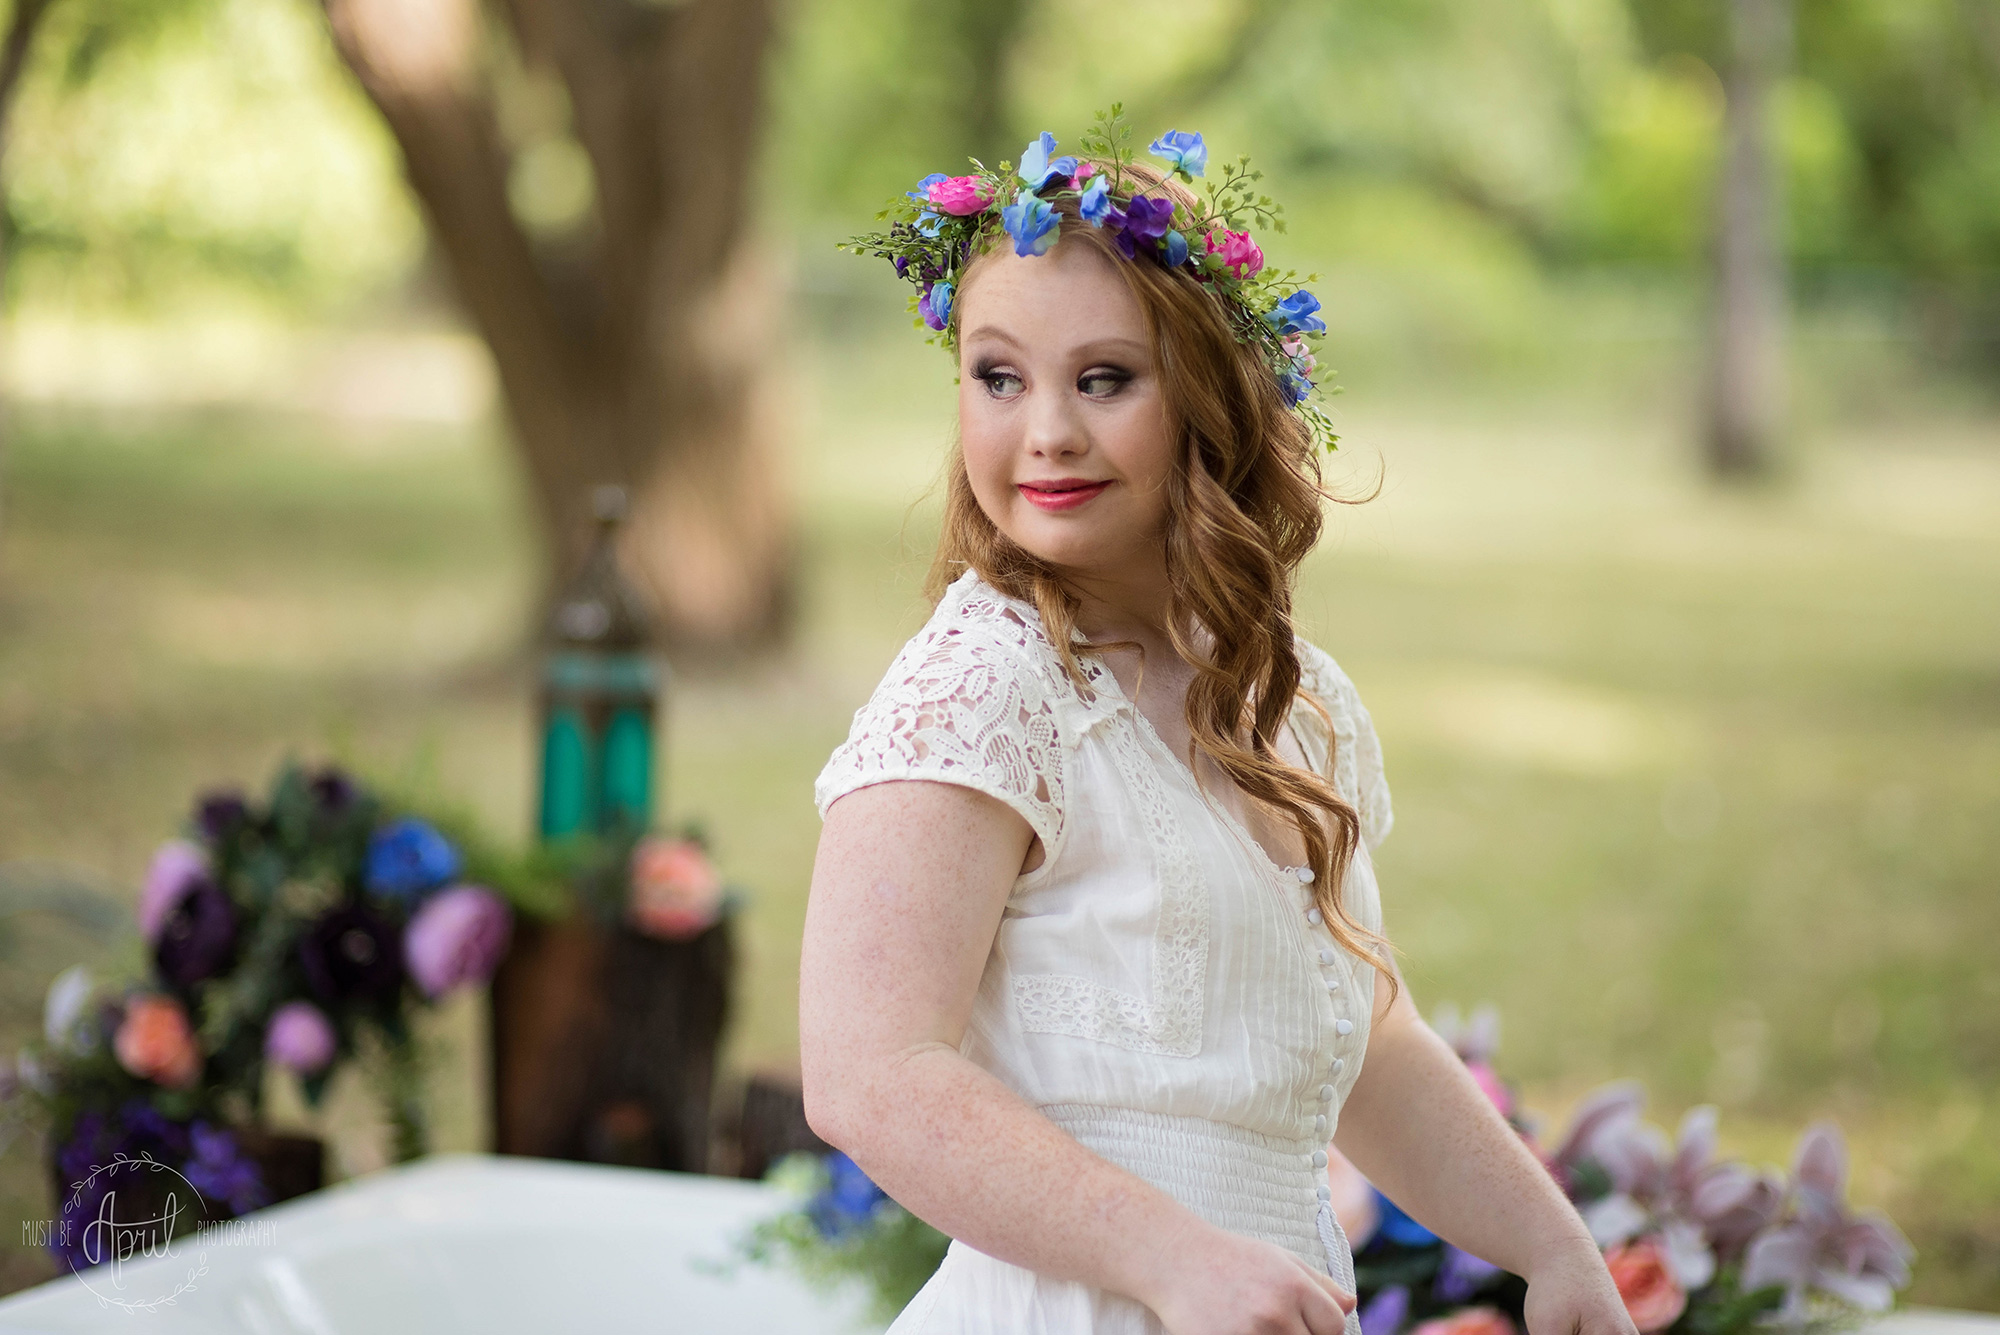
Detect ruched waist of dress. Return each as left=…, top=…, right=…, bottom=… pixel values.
left=1038, top=1102, right=1330, bottom=1270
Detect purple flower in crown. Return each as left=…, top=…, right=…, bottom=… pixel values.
left=1016, top=132, right=1077, bottom=191
left=1001, top=189, right=1060, bottom=257
left=916, top=279, right=954, bottom=331
left=1148, top=129, right=1207, bottom=178
left=1278, top=368, right=1312, bottom=407
left=1267, top=289, right=1327, bottom=336
left=1113, top=195, right=1175, bottom=260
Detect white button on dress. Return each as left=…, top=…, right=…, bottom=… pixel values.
left=816, top=571, right=1394, bottom=1335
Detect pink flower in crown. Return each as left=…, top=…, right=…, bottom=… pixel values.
left=1069, top=162, right=1098, bottom=188
left=1204, top=228, right=1264, bottom=279
left=629, top=837, right=724, bottom=940
left=926, top=175, right=997, bottom=216
left=1280, top=334, right=1317, bottom=376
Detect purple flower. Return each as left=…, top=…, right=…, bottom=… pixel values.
left=1740, top=1123, right=1913, bottom=1318
left=155, top=879, right=239, bottom=988
left=1079, top=176, right=1113, bottom=225
left=808, top=1150, right=889, bottom=1239
left=363, top=818, right=461, bottom=901
left=1148, top=129, right=1207, bottom=178
left=1001, top=188, right=1059, bottom=257
left=1116, top=195, right=1175, bottom=260
left=919, top=279, right=954, bottom=332
left=308, top=765, right=357, bottom=814
left=1268, top=289, right=1327, bottom=335
left=1435, top=1244, right=1505, bottom=1302
left=184, top=1121, right=268, bottom=1216
left=194, top=790, right=251, bottom=842
left=1016, top=132, right=1077, bottom=191
left=403, top=884, right=512, bottom=999
left=1278, top=367, right=1313, bottom=406
left=299, top=903, right=404, bottom=1005
left=139, top=840, right=210, bottom=944
left=264, top=1000, right=337, bottom=1074
left=1358, top=1284, right=1410, bottom=1335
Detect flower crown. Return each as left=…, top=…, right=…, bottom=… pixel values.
left=842, top=105, right=1339, bottom=453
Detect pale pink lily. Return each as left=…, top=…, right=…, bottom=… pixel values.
left=1740, top=1123, right=1912, bottom=1318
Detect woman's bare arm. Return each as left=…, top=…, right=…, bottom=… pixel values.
left=1335, top=967, right=1635, bottom=1335
left=800, top=779, right=1355, bottom=1333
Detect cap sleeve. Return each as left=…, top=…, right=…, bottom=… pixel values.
left=1292, top=639, right=1394, bottom=852
left=814, top=618, right=1066, bottom=854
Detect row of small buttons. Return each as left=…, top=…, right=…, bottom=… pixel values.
left=1288, top=862, right=1354, bottom=1202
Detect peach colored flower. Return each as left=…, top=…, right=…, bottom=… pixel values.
left=113, top=993, right=201, bottom=1088
left=1411, top=1306, right=1517, bottom=1335
left=1606, top=1236, right=1688, bottom=1333
left=629, top=837, right=724, bottom=940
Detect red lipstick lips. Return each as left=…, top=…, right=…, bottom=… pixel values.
left=1018, top=478, right=1111, bottom=512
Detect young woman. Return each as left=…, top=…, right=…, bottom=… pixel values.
left=799, top=122, right=1637, bottom=1335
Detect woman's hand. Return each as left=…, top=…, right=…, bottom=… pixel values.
left=1521, top=1238, right=1639, bottom=1335
left=1139, top=1218, right=1356, bottom=1335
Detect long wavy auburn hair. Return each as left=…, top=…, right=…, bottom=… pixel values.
left=923, top=159, right=1396, bottom=994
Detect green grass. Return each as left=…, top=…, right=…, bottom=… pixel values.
left=1, top=318, right=1996, bottom=1305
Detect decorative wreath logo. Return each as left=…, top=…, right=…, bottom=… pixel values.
left=61, top=1150, right=211, bottom=1313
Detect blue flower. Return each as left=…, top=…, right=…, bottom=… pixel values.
left=1278, top=367, right=1312, bottom=406
left=1017, top=132, right=1078, bottom=191
left=930, top=280, right=954, bottom=327
left=363, top=818, right=461, bottom=901
left=1267, top=289, right=1327, bottom=336
left=1079, top=176, right=1113, bottom=225
left=1148, top=129, right=1208, bottom=178
left=807, top=1151, right=889, bottom=1239
left=1371, top=1187, right=1438, bottom=1247
left=906, top=172, right=947, bottom=203
left=914, top=210, right=944, bottom=238
left=1162, top=229, right=1189, bottom=267
left=1002, top=188, right=1060, bottom=256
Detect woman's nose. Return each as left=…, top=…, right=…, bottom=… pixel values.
left=1023, top=382, right=1086, bottom=459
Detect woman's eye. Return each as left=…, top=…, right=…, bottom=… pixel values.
left=976, top=369, right=1024, bottom=397
left=1078, top=369, right=1130, bottom=397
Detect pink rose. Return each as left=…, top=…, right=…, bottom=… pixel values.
left=1204, top=228, right=1264, bottom=279
left=1606, top=1237, right=1688, bottom=1333
left=114, top=993, right=201, bottom=1088
left=629, top=837, right=724, bottom=940
left=1412, top=1307, right=1517, bottom=1335
left=403, top=884, right=512, bottom=998
left=264, top=1000, right=337, bottom=1074
left=139, top=840, right=209, bottom=944
left=926, top=175, right=997, bottom=216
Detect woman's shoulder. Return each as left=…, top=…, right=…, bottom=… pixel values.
left=1290, top=632, right=1394, bottom=852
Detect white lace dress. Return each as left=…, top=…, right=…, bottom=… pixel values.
left=814, top=570, right=1394, bottom=1334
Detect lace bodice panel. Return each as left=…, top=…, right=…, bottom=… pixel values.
left=815, top=570, right=1392, bottom=1148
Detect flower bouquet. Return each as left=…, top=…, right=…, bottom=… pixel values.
left=2, top=759, right=528, bottom=1269
left=715, top=1149, right=951, bottom=1325
left=1344, top=1006, right=1915, bottom=1335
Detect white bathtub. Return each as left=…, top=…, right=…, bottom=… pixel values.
left=0, top=1153, right=876, bottom=1334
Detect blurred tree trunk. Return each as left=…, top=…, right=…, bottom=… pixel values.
left=1704, top=0, right=1791, bottom=479
left=318, top=0, right=790, bottom=655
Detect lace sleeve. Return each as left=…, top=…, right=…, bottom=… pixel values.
left=814, top=621, right=1067, bottom=853
left=1294, top=639, right=1394, bottom=852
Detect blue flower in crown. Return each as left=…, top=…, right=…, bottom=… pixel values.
left=1079, top=176, right=1114, bottom=226
left=1148, top=129, right=1208, bottom=178
left=919, top=279, right=954, bottom=331
left=1017, top=132, right=1077, bottom=191
left=1163, top=229, right=1190, bottom=268
left=914, top=210, right=944, bottom=238
left=906, top=172, right=948, bottom=203
left=1002, top=189, right=1060, bottom=256
left=1278, top=367, right=1313, bottom=406
left=1267, top=289, right=1327, bottom=336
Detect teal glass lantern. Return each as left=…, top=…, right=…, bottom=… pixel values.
left=536, top=485, right=664, bottom=840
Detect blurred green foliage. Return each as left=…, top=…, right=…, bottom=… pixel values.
left=3, top=0, right=1995, bottom=361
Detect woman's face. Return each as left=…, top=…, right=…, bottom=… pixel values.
left=955, top=237, right=1174, bottom=580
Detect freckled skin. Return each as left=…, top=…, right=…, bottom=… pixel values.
left=800, top=237, right=1639, bottom=1335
